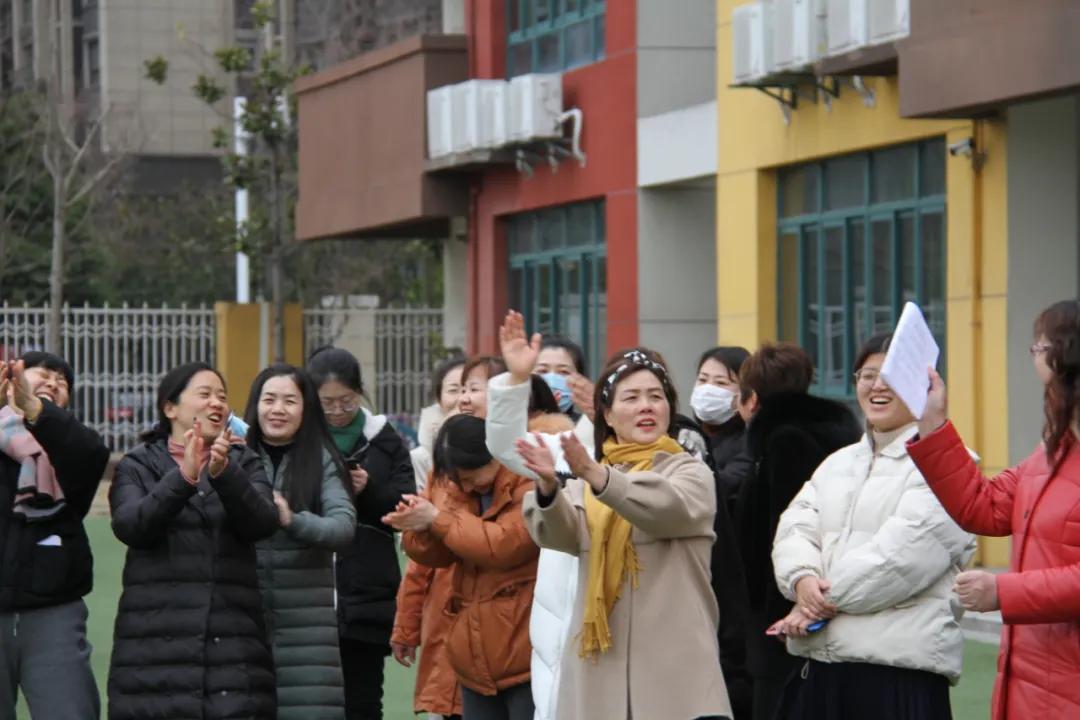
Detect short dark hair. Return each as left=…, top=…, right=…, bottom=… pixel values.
left=854, top=333, right=893, bottom=373
left=540, top=335, right=587, bottom=374
left=695, top=346, right=750, bottom=380
left=307, top=346, right=364, bottom=396
left=433, top=414, right=493, bottom=485
left=20, top=351, right=75, bottom=396
left=738, top=342, right=814, bottom=401
left=141, top=362, right=225, bottom=443
left=430, top=354, right=467, bottom=403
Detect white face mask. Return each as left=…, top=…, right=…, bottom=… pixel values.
left=690, top=383, right=738, bottom=425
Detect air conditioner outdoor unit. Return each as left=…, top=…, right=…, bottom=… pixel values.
left=772, top=0, right=827, bottom=72
left=426, top=85, right=454, bottom=159
left=477, top=79, right=510, bottom=148
left=732, top=2, right=774, bottom=84
left=868, top=0, right=909, bottom=44
left=508, top=73, right=563, bottom=143
left=826, top=0, right=869, bottom=56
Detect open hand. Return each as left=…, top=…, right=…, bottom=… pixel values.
left=499, top=310, right=541, bottom=383
left=568, top=373, right=595, bottom=422
left=208, top=428, right=233, bottom=478
left=561, top=432, right=608, bottom=492
left=383, top=494, right=439, bottom=532
left=181, top=420, right=207, bottom=483
left=0, top=360, right=43, bottom=421
left=516, top=434, right=558, bottom=495
left=918, top=367, right=948, bottom=438
left=794, top=576, right=837, bottom=621
left=954, top=570, right=999, bottom=612
left=273, top=491, right=294, bottom=528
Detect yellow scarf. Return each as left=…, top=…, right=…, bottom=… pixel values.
left=578, top=435, right=686, bottom=660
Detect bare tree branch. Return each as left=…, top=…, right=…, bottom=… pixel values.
left=63, top=105, right=113, bottom=192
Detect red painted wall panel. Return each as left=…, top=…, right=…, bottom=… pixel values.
left=466, top=0, right=638, bottom=359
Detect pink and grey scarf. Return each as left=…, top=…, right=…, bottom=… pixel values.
left=0, top=406, right=65, bottom=520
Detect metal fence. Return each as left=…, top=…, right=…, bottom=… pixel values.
left=0, top=303, right=442, bottom=453
left=0, top=302, right=216, bottom=452
left=305, top=307, right=445, bottom=444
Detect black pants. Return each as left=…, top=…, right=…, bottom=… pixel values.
left=460, top=683, right=533, bottom=720
left=340, top=638, right=389, bottom=720
left=777, top=659, right=952, bottom=720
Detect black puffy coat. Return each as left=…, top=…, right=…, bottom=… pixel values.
left=735, top=393, right=860, bottom=683
left=0, top=400, right=109, bottom=611
left=108, top=439, right=280, bottom=720
left=336, top=417, right=416, bottom=645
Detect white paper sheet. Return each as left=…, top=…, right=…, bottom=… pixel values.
left=879, top=302, right=940, bottom=419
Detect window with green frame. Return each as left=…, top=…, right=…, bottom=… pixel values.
left=508, top=200, right=606, bottom=376
left=506, top=0, right=606, bottom=78
left=777, top=138, right=946, bottom=399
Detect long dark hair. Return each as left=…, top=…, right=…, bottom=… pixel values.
left=243, top=364, right=351, bottom=513
left=140, top=362, right=224, bottom=443
left=695, top=346, right=750, bottom=379
left=1033, top=300, right=1080, bottom=465
left=592, top=347, right=679, bottom=459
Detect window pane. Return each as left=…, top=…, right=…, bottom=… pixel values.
left=537, top=32, right=560, bottom=71
left=534, top=0, right=551, bottom=23
left=564, top=20, right=593, bottom=68
left=537, top=262, right=554, bottom=335
left=850, top=220, right=867, bottom=374
left=778, top=230, right=799, bottom=343
left=509, top=0, right=522, bottom=32
left=558, top=255, right=583, bottom=342
left=780, top=166, right=819, bottom=217
left=540, top=209, right=566, bottom=250
left=509, top=42, right=532, bottom=77
left=921, top=211, right=946, bottom=349
left=921, top=138, right=946, bottom=196
left=804, top=228, right=820, bottom=371
left=511, top=216, right=536, bottom=254
left=824, top=155, right=865, bottom=210
left=823, top=226, right=845, bottom=389
left=593, top=255, right=607, bottom=373
left=567, top=203, right=594, bottom=248
left=872, top=145, right=916, bottom=203
left=595, top=14, right=605, bottom=59
left=899, top=213, right=916, bottom=304
left=510, top=266, right=525, bottom=313
left=871, top=219, right=893, bottom=333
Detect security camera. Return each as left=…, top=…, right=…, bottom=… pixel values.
left=948, top=137, right=975, bottom=157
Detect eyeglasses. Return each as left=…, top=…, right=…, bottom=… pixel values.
left=1030, top=343, right=1052, bottom=356
left=320, top=397, right=361, bottom=413
left=853, top=368, right=882, bottom=385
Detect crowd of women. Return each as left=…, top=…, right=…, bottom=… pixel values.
left=1, top=299, right=1080, bottom=719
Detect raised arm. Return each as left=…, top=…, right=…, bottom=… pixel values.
left=110, top=455, right=196, bottom=549
left=594, top=453, right=716, bottom=540
left=907, top=421, right=1017, bottom=537
left=26, top=400, right=111, bottom=517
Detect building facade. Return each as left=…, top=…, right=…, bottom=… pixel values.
left=716, top=0, right=1080, bottom=566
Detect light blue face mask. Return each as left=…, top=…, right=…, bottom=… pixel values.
left=541, top=372, right=574, bottom=414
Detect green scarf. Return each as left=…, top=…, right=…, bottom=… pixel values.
left=329, top=410, right=366, bottom=455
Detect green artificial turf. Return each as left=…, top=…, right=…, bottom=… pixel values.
left=15, top=517, right=996, bottom=719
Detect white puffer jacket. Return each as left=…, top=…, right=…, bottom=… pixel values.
left=772, top=424, right=976, bottom=682
left=486, top=372, right=592, bottom=720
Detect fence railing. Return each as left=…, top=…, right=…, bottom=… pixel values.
left=304, top=307, right=444, bottom=443
left=0, top=302, right=216, bottom=452
left=0, top=303, right=442, bottom=453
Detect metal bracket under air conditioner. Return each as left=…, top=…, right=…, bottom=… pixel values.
left=514, top=108, right=587, bottom=178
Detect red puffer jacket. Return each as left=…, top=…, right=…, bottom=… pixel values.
left=908, top=421, right=1080, bottom=720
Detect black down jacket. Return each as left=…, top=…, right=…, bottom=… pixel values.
left=336, top=418, right=416, bottom=645
left=108, top=438, right=280, bottom=720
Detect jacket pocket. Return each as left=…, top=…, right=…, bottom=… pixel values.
left=28, top=525, right=84, bottom=597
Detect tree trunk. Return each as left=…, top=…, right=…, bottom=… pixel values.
left=48, top=155, right=64, bottom=354
left=269, top=148, right=285, bottom=362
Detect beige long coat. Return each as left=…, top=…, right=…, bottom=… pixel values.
left=522, top=451, right=733, bottom=720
